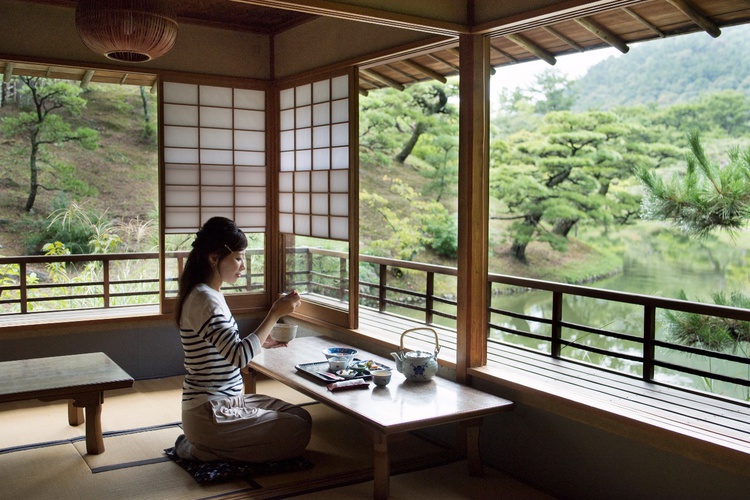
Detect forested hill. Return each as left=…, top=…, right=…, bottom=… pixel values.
left=574, top=23, right=750, bottom=111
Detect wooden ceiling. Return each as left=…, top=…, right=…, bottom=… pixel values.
left=3, top=0, right=750, bottom=94
left=18, top=0, right=316, bottom=34
left=358, top=0, right=750, bottom=93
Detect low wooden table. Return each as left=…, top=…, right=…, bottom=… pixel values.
left=245, top=336, right=514, bottom=499
left=0, top=352, right=134, bottom=454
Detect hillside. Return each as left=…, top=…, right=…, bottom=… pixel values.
left=574, top=23, right=750, bottom=110
left=0, top=83, right=157, bottom=256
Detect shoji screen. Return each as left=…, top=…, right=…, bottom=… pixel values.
left=277, top=71, right=357, bottom=329
left=278, top=74, right=350, bottom=240
left=162, top=82, right=267, bottom=233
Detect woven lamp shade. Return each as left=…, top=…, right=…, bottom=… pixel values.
left=75, top=0, right=178, bottom=63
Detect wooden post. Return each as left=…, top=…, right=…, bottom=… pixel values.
left=456, top=33, right=491, bottom=382
left=426, top=271, right=435, bottom=324
left=102, top=259, right=110, bottom=308
left=379, top=263, right=387, bottom=312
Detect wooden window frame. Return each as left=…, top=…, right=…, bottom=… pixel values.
left=158, top=73, right=275, bottom=316
left=274, top=67, right=360, bottom=330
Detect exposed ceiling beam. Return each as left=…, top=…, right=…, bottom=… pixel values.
left=4, top=62, right=14, bottom=83
left=231, top=0, right=467, bottom=36
left=488, top=44, right=518, bottom=63
left=505, top=34, right=556, bottom=66
left=384, top=63, right=420, bottom=84
left=542, top=26, right=584, bottom=52
left=360, top=68, right=405, bottom=91
left=575, top=17, right=629, bottom=54
left=120, top=74, right=129, bottom=85
left=401, top=59, right=447, bottom=84
left=358, top=87, right=368, bottom=96
left=622, top=7, right=665, bottom=38
left=427, top=52, right=460, bottom=73
left=81, top=70, right=95, bottom=89
left=664, top=0, right=721, bottom=38
left=358, top=72, right=381, bottom=88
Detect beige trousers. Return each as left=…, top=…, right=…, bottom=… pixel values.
left=182, top=394, right=312, bottom=462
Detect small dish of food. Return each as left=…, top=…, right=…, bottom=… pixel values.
left=350, top=359, right=390, bottom=372
left=335, top=369, right=359, bottom=379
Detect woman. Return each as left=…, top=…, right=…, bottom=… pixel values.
left=173, top=216, right=311, bottom=462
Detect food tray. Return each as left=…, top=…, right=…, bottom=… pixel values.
left=295, top=360, right=373, bottom=383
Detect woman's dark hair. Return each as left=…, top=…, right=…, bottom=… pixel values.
left=174, top=217, right=247, bottom=325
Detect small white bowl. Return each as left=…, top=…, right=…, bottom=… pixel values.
left=322, top=347, right=357, bottom=360
left=271, top=324, right=298, bottom=343
left=371, top=369, right=392, bottom=387
left=328, top=356, right=350, bottom=372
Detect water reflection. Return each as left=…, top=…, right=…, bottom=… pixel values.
left=490, top=249, right=750, bottom=401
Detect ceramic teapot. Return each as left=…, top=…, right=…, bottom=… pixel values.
left=390, top=327, right=441, bottom=382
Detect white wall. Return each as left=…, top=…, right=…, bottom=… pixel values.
left=273, top=15, right=449, bottom=78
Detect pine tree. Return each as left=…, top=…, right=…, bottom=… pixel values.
left=1, top=77, right=99, bottom=212
left=637, top=130, right=750, bottom=238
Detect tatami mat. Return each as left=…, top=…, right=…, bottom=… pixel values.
left=0, top=375, right=185, bottom=450
left=0, top=374, right=314, bottom=450
left=72, top=425, right=181, bottom=472
left=0, top=374, right=549, bottom=499
left=291, top=459, right=555, bottom=500
left=216, top=402, right=459, bottom=499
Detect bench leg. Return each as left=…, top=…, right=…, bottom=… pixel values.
left=68, top=400, right=84, bottom=426
left=73, top=392, right=105, bottom=455
left=85, top=403, right=104, bottom=455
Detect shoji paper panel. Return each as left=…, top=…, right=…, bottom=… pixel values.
left=163, top=82, right=266, bottom=233
left=278, top=74, right=350, bottom=240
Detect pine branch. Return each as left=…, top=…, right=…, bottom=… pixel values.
left=637, top=131, right=750, bottom=238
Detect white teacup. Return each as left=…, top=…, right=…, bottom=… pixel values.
left=328, top=356, right=350, bottom=372
left=270, top=324, right=298, bottom=343
left=371, top=369, right=392, bottom=387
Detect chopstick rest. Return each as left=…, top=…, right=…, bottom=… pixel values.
left=327, top=378, right=370, bottom=392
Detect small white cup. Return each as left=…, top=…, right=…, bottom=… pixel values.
left=328, top=356, right=349, bottom=372
left=371, top=369, right=392, bottom=387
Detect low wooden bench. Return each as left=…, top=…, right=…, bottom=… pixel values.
left=0, top=352, right=134, bottom=454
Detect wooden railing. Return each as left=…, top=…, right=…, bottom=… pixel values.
left=2, top=247, right=749, bottom=400
left=285, top=247, right=458, bottom=326
left=486, top=274, right=750, bottom=400
left=0, top=250, right=264, bottom=314
left=293, top=247, right=750, bottom=400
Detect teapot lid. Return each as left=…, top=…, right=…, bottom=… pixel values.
left=404, top=350, right=431, bottom=359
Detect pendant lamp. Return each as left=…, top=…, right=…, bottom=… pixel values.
left=75, top=0, right=178, bottom=63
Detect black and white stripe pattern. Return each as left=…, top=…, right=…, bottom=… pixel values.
left=179, top=285, right=259, bottom=406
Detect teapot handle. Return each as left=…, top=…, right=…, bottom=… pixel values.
left=399, top=327, right=441, bottom=358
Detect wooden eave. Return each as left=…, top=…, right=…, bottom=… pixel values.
left=0, top=59, right=158, bottom=89
left=360, top=0, right=750, bottom=93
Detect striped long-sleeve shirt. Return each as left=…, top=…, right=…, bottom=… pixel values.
left=179, top=284, right=262, bottom=410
